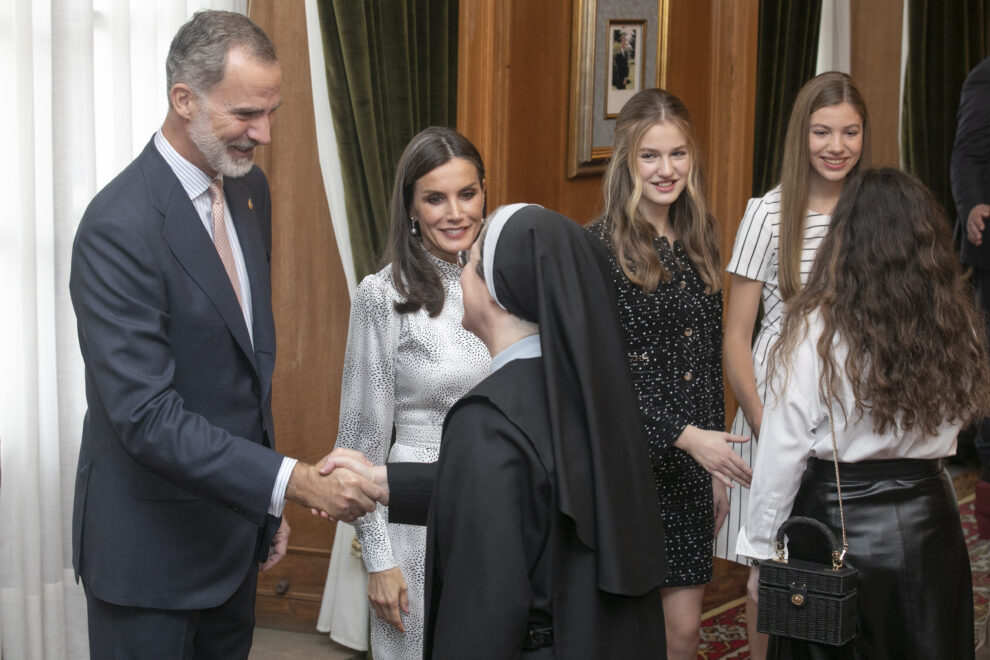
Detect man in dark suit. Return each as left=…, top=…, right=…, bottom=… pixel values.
left=69, top=11, right=383, bottom=658
left=952, top=54, right=990, bottom=483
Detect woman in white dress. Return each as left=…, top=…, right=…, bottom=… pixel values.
left=717, top=71, right=869, bottom=659
left=738, top=168, right=990, bottom=658
left=316, top=126, right=490, bottom=658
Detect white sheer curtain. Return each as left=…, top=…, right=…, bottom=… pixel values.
left=0, top=2, right=245, bottom=658
left=816, top=0, right=851, bottom=75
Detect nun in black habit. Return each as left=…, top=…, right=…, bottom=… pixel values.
left=416, top=203, right=668, bottom=658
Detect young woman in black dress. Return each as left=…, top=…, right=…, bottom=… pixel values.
left=588, top=88, right=752, bottom=659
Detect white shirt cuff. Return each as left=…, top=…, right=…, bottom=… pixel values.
left=268, top=457, right=298, bottom=517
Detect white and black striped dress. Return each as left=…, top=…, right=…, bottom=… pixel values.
left=714, top=186, right=830, bottom=563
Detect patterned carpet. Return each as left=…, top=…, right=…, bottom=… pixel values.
left=697, top=468, right=987, bottom=659
left=698, top=596, right=749, bottom=658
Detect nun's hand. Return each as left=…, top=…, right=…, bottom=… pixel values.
left=368, top=566, right=409, bottom=632
left=674, top=425, right=752, bottom=488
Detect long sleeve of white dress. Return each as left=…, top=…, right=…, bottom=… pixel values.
left=335, top=274, right=402, bottom=574
left=334, top=261, right=491, bottom=576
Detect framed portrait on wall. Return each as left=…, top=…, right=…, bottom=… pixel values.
left=605, top=20, right=645, bottom=118
left=567, top=0, right=669, bottom=178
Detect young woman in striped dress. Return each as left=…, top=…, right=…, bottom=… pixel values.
left=717, top=71, right=869, bottom=659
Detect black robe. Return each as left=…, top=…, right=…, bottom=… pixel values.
left=420, top=357, right=665, bottom=659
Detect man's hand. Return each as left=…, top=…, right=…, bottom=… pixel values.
left=320, top=450, right=389, bottom=504
left=308, top=450, right=391, bottom=520
left=260, top=517, right=290, bottom=571
left=966, top=203, right=990, bottom=246
left=285, top=459, right=383, bottom=522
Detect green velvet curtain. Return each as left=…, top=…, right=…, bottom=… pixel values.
left=902, top=0, right=989, bottom=223
left=317, top=0, right=458, bottom=279
left=751, top=0, right=823, bottom=197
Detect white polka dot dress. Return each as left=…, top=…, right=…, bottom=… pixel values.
left=318, top=254, right=490, bottom=659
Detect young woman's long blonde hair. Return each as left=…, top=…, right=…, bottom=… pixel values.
left=777, top=72, right=870, bottom=301
left=599, top=88, right=721, bottom=294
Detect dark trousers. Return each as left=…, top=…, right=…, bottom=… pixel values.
left=974, top=268, right=990, bottom=468
left=85, top=563, right=259, bottom=659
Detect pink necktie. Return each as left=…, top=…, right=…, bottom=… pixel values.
left=207, top=180, right=245, bottom=310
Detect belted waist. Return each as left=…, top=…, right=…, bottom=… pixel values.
left=393, top=424, right=442, bottom=449
left=806, top=456, right=942, bottom=481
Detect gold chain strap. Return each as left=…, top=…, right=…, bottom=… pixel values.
left=825, top=386, right=849, bottom=570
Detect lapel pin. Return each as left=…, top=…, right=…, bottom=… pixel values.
left=248, top=198, right=254, bottom=210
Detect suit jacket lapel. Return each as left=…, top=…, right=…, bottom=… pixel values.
left=225, top=175, right=276, bottom=402
left=143, top=143, right=259, bottom=375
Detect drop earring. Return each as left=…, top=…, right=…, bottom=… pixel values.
left=409, top=215, right=420, bottom=237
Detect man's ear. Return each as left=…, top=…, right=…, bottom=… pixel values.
left=169, top=83, right=199, bottom=120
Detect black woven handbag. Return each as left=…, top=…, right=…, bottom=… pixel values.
left=757, top=517, right=858, bottom=645
left=756, top=392, right=858, bottom=646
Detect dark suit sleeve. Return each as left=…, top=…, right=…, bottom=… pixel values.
left=951, top=59, right=990, bottom=229
left=385, top=462, right=438, bottom=525
left=70, top=209, right=282, bottom=525
left=426, top=400, right=550, bottom=659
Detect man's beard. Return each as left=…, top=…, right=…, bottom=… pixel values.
left=189, top=109, right=257, bottom=178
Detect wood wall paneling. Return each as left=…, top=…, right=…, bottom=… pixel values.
left=665, top=0, right=713, bottom=156
left=457, top=0, right=513, bottom=207
left=458, top=0, right=604, bottom=222
left=705, top=0, right=760, bottom=426
left=850, top=0, right=904, bottom=168
left=505, top=0, right=604, bottom=222
left=706, top=0, right=760, bottom=267
left=249, top=0, right=350, bottom=631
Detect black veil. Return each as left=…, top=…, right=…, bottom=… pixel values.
left=482, top=204, right=666, bottom=596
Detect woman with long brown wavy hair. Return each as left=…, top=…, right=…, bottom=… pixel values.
left=718, top=72, right=869, bottom=658
left=738, top=168, right=990, bottom=658
left=588, top=88, right=752, bottom=660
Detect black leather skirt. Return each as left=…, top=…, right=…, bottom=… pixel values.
left=768, top=457, right=974, bottom=660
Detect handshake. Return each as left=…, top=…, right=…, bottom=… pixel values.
left=285, top=448, right=390, bottom=522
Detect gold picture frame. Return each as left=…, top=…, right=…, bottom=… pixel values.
left=567, top=0, right=669, bottom=178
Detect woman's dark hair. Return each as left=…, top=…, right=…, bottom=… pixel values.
left=386, top=126, right=486, bottom=316
left=771, top=168, right=990, bottom=435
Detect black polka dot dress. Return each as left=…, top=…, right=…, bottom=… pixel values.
left=589, top=222, right=724, bottom=586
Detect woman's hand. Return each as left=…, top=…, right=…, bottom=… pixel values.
left=368, top=567, right=409, bottom=632
left=674, top=425, right=753, bottom=488
left=713, top=478, right=729, bottom=536
left=747, top=563, right=760, bottom=603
